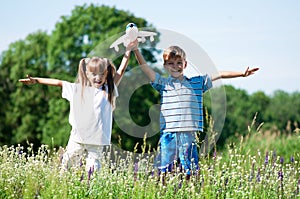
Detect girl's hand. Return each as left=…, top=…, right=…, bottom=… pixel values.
left=243, top=67, right=259, bottom=77
left=126, top=39, right=139, bottom=51
left=19, top=75, right=38, bottom=85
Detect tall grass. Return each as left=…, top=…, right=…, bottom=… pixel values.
left=1, top=130, right=299, bottom=198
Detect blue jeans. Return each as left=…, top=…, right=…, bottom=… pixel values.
left=155, top=132, right=199, bottom=174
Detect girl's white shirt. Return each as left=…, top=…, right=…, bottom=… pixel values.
left=62, top=81, right=118, bottom=145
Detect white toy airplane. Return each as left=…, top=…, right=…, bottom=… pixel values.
left=110, top=23, right=157, bottom=52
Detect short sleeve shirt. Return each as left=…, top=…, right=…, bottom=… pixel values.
left=151, top=73, right=212, bottom=133
left=62, top=81, right=118, bottom=145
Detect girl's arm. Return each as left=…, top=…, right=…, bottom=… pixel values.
left=133, top=48, right=156, bottom=82
left=114, top=49, right=131, bottom=86
left=212, top=67, right=259, bottom=81
left=19, top=75, right=63, bottom=87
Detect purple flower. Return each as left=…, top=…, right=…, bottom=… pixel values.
left=272, top=150, right=277, bottom=159
left=280, top=157, right=284, bottom=164
left=134, top=162, right=139, bottom=181
left=88, top=166, right=94, bottom=181
left=256, top=167, right=261, bottom=182
left=290, top=156, right=295, bottom=163
left=264, top=152, right=269, bottom=164
left=225, top=177, right=228, bottom=186
left=134, top=162, right=139, bottom=173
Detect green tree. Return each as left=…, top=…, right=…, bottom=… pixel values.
left=265, top=90, right=300, bottom=132
left=0, top=31, right=49, bottom=146
left=249, top=91, right=270, bottom=128
left=206, top=85, right=253, bottom=147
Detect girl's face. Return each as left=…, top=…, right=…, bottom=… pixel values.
left=164, top=57, right=187, bottom=80
left=86, top=64, right=107, bottom=88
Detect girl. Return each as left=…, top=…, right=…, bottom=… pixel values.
left=19, top=47, right=133, bottom=173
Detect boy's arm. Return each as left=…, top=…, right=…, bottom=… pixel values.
left=19, top=75, right=63, bottom=87
left=212, top=67, right=259, bottom=81
left=133, top=48, right=156, bottom=82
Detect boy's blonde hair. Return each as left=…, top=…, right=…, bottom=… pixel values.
left=163, top=46, right=186, bottom=64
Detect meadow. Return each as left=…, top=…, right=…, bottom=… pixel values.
left=1, top=128, right=299, bottom=199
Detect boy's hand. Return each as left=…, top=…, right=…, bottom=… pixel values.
left=19, top=74, right=38, bottom=85
left=243, top=67, right=259, bottom=77
left=126, top=39, right=139, bottom=51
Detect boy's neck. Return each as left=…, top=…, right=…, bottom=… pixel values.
left=170, top=75, right=185, bottom=81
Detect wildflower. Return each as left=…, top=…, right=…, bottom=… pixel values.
left=80, top=173, right=84, bottom=182
left=134, top=162, right=138, bottom=172
left=134, top=162, right=139, bottom=181
left=88, top=166, right=94, bottom=181
left=272, top=150, right=277, bottom=165
left=264, top=151, right=269, bottom=165
left=80, top=159, right=83, bottom=167
left=225, top=177, right=229, bottom=186
left=256, top=167, right=260, bottom=182
left=280, top=157, right=284, bottom=164
left=272, top=150, right=276, bottom=158
left=278, top=170, right=283, bottom=181
left=18, top=149, right=23, bottom=159
left=151, top=169, right=155, bottom=177
left=249, top=163, right=255, bottom=181
left=290, top=156, right=295, bottom=163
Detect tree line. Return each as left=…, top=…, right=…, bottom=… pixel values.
left=0, top=4, right=299, bottom=152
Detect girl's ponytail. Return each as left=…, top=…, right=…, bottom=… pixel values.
left=77, top=58, right=90, bottom=86
left=76, top=58, right=90, bottom=99
left=105, top=59, right=116, bottom=109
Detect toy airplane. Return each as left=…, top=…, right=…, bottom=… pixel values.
left=110, top=23, right=157, bottom=52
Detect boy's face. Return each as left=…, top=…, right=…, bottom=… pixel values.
left=164, top=57, right=187, bottom=80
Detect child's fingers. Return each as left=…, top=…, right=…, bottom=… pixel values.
left=243, top=67, right=250, bottom=76
left=19, top=75, right=35, bottom=84
left=19, top=78, right=30, bottom=84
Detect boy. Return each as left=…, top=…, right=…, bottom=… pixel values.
left=133, top=44, right=259, bottom=175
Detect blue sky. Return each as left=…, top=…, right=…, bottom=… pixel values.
left=1, top=0, right=299, bottom=95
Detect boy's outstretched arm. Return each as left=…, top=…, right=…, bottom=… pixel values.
left=211, top=67, right=259, bottom=81
left=133, top=44, right=156, bottom=82
left=19, top=75, right=63, bottom=87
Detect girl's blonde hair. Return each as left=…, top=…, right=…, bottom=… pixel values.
left=76, top=57, right=116, bottom=107
left=163, top=46, right=186, bottom=64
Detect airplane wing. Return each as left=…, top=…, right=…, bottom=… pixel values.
left=138, top=31, right=157, bottom=42
left=109, top=34, right=127, bottom=52
left=138, top=31, right=157, bottom=37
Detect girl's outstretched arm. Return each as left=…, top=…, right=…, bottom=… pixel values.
left=114, top=49, right=131, bottom=86
left=212, top=67, right=259, bottom=81
left=114, top=40, right=145, bottom=86
left=19, top=75, right=63, bottom=87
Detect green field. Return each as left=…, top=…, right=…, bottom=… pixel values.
left=1, top=129, right=299, bottom=199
